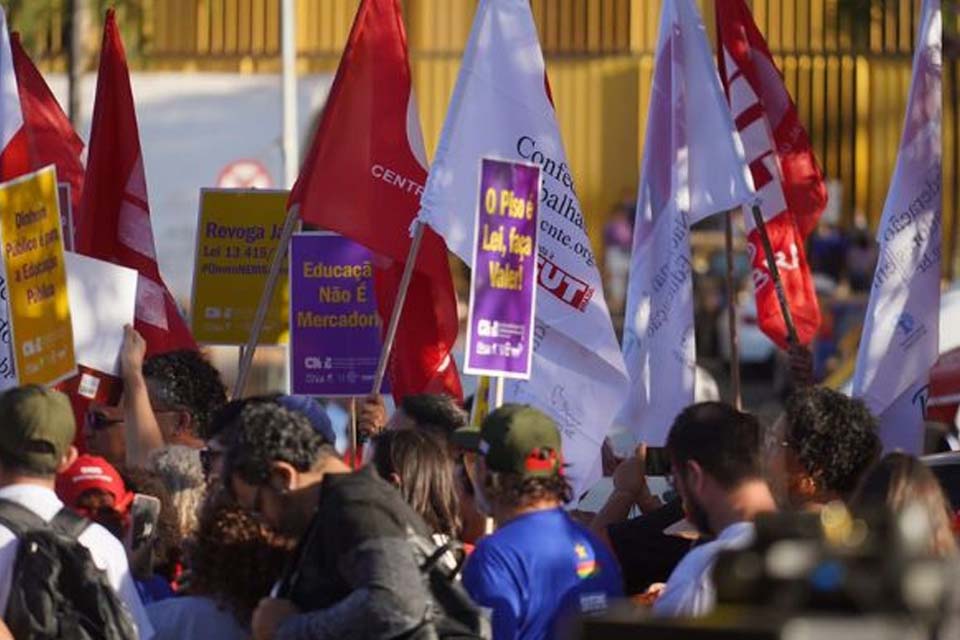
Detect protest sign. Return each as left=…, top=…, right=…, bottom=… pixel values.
left=65, top=252, right=137, bottom=376
left=54, top=253, right=137, bottom=423
left=464, top=158, right=540, bottom=379
left=191, top=189, right=289, bottom=345
left=0, top=165, right=76, bottom=386
left=288, top=232, right=386, bottom=396
left=58, top=183, right=73, bottom=251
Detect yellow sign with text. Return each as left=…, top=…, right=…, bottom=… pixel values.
left=191, top=189, right=290, bottom=345
left=0, top=166, right=76, bottom=386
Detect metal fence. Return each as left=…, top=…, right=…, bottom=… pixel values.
left=18, top=0, right=959, bottom=275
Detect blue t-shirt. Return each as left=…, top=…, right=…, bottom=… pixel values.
left=463, top=508, right=623, bottom=640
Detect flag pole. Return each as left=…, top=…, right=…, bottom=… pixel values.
left=493, top=377, right=505, bottom=410
left=233, top=203, right=300, bottom=398
left=724, top=210, right=743, bottom=410
left=749, top=203, right=800, bottom=347
left=370, top=221, right=426, bottom=395
left=349, top=397, right=359, bottom=470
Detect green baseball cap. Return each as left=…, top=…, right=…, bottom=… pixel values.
left=452, top=404, right=564, bottom=477
left=0, top=385, right=76, bottom=474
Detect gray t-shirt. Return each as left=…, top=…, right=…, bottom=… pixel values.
left=147, top=595, right=248, bottom=640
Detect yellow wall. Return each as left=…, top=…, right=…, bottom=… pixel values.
left=25, top=0, right=959, bottom=274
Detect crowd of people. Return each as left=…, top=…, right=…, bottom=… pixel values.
left=0, top=324, right=957, bottom=640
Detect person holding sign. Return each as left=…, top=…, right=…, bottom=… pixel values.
left=119, top=326, right=227, bottom=469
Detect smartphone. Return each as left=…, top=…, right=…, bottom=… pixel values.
left=130, top=493, right=161, bottom=554
left=645, top=447, right=672, bottom=476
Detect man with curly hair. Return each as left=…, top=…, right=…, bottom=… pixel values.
left=223, top=402, right=444, bottom=640
left=119, top=326, right=227, bottom=468
left=772, top=386, right=882, bottom=509
left=453, top=404, right=623, bottom=639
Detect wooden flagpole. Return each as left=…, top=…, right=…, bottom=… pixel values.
left=370, top=221, right=426, bottom=395
left=724, top=210, right=743, bottom=410
left=233, top=203, right=301, bottom=398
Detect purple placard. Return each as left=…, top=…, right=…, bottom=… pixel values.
left=464, top=158, right=541, bottom=379
left=288, top=232, right=387, bottom=396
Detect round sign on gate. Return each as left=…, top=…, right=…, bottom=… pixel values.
left=216, top=159, right=273, bottom=189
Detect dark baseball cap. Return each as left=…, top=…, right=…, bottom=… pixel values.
left=0, top=385, right=76, bottom=474
left=452, top=404, right=564, bottom=477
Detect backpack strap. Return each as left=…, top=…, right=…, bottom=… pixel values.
left=418, top=536, right=468, bottom=580
left=50, top=507, right=91, bottom=540
left=0, top=499, right=91, bottom=541
left=0, top=498, right=49, bottom=538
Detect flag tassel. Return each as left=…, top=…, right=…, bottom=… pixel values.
left=233, top=202, right=300, bottom=397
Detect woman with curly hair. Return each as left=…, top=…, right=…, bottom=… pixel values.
left=767, top=386, right=881, bottom=510
left=146, top=497, right=292, bottom=639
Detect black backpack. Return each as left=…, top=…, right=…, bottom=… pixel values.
left=0, top=499, right=138, bottom=640
left=407, top=532, right=490, bottom=640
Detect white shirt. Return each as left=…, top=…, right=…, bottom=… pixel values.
left=0, top=484, right=155, bottom=639
left=653, top=521, right=755, bottom=618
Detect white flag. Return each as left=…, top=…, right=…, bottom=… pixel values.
left=852, top=0, right=941, bottom=454
left=417, top=0, right=628, bottom=494
left=618, top=0, right=754, bottom=445
left=0, top=6, right=23, bottom=390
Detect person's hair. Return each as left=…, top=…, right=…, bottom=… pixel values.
left=483, top=472, right=573, bottom=509
left=666, top=402, right=763, bottom=488
left=400, top=394, right=468, bottom=435
left=223, top=402, right=333, bottom=487
left=185, top=499, right=293, bottom=625
left=119, top=465, right=183, bottom=582
left=142, top=350, right=228, bottom=439
left=784, top=387, right=881, bottom=499
left=851, top=453, right=958, bottom=558
left=149, top=445, right=206, bottom=540
left=206, top=395, right=280, bottom=442
left=0, top=449, right=47, bottom=479
left=372, top=429, right=461, bottom=537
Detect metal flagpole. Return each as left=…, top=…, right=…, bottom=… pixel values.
left=749, top=203, right=800, bottom=347
left=370, top=221, right=426, bottom=395
left=350, top=397, right=359, bottom=470
left=233, top=204, right=300, bottom=397
left=725, top=210, right=743, bottom=410
left=493, top=377, right=505, bottom=410
left=281, top=0, right=298, bottom=188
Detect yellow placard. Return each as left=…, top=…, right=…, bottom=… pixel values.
left=191, top=189, right=290, bottom=345
left=0, top=166, right=76, bottom=386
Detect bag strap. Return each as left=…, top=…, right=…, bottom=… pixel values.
left=0, top=498, right=49, bottom=538
left=51, top=507, right=91, bottom=540
left=0, top=499, right=91, bottom=542
left=419, top=537, right=468, bottom=580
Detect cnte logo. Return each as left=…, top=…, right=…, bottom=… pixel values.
left=305, top=357, right=331, bottom=370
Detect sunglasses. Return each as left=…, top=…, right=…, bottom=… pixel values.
left=85, top=411, right=124, bottom=431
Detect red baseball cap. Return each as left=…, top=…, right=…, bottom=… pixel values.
left=56, top=454, right=134, bottom=514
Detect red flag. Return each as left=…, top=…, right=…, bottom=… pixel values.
left=717, top=0, right=826, bottom=348
left=77, top=10, right=196, bottom=356
left=289, top=0, right=462, bottom=401
left=9, top=32, right=85, bottom=218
